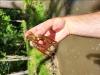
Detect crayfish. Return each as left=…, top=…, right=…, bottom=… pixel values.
left=26, top=32, right=57, bottom=56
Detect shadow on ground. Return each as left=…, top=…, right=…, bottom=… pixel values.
left=87, top=53, right=100, bottom=66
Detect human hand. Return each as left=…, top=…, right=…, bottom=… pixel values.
left=25, top=17, right=70, bottom=42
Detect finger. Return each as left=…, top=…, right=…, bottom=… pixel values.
left=44, top=29, right=56, bottom=40
left=55, top=25, right=68, bottom=42
left=25, top=19, right=53, bottom=37
left=35, top=19, right=53, bottom=35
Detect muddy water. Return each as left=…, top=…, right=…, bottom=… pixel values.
left=57, top=35, right=100, bottom=75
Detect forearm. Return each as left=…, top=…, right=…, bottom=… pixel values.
left=64, top=12, right=100, bottom=37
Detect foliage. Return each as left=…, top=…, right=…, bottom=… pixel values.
left=0, top=0, right=49, bottom=74
left=24, top=0, right=47, bottom=28
left=0, top=9, right=27, bottom=74
left=0, top=9, right=25, bottom=55
left=24, top=0, right=50, bottom=75
left=28, top=48, right=50, bottom=75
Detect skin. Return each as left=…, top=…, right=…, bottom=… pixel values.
left=25, top=12, right=100, bottom=42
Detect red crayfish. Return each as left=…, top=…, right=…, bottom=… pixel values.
left=26, top=32, right=57, bottom=56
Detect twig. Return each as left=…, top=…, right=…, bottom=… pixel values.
left=0, top=55, right=31, bottom=62
left=7, top=70, right=28, bottom=75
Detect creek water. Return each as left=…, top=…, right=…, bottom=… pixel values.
left=57, top=35, right=100, bottom=75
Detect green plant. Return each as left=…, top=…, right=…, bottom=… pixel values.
left=0, top=9, right=25, bottom=55
left=0, top=9, right=27, bottom=74
left=24, top=0, right=46, bottom=28
left=0, top=0, right=50, bottom=74
left=24, top=0, right=50, bottom=75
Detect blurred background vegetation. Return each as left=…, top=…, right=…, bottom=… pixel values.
left=0, top=8, right=27, bottom=75
left=0, top=0, right=48, bottom=75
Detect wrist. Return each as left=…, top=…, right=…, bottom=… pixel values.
left=62, top=16, right=75, bottom=35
